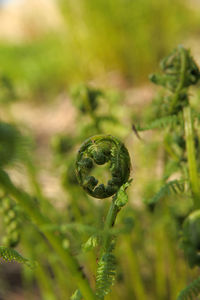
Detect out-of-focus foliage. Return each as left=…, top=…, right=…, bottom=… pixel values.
left=1, top=1, right=200, bottom=300
left=60, top=0, right=195, bottom=82
left=0, top=0, right=199, bottom=101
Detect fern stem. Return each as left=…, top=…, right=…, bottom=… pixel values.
left=102, top=199, right=119, bottom=253
left=95, top=195, right=122, bottom=300
left=183, top=105, right=200, bottom=209
left=0, top=169, right=96, bottom=300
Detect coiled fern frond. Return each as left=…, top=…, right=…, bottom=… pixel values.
left=96, top=251, right=116, bottom=299
left=177, top=276, right=200, bottom=300
left=150, top=46, right=200, bottom=92
left=76, top=135, right=130, bottom=199
left=75, top=136, right=131, bottom=299
left=149, top=45, right=200, bottom=115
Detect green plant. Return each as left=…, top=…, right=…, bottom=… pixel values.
left=140, top=45, right=200, bottom=299
left=0, top=114, right=132, bottom=300
left=76, top=135, right=130, bottom=198
left=74, top=134, right=131, bottom=299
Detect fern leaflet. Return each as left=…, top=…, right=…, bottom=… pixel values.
left=144, top=180, right=185, bottom=205
left=137, top=114, right=181, bottom=131
left=0, top=246, right=35, bottom=268
left=96, top=252, right=116, bottom=299
left=177, top=276, right=200, bottom=300
left=71, top=289, right=82, bottom=300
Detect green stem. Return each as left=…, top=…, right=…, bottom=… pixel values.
left=183, top=106, right=200, bottom=208
left=0, top=169, right=96, bottom=300
left=101, top=199, right=119, bottom=253
left=95, top=197, right=121, bottom=300
left=25, top=158, right=44, bottom=199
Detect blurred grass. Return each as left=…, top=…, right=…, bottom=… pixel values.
left=0, top=0, right=199, bottom=101
left=60, top=0, right=195, bottom=82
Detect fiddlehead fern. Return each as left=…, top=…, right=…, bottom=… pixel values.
left=150, top=45, right=199, bottom=92
left=74, top=136, right=131, bottom=299
left=149, top=45, right=200, bottom=116
left=76, top=135, right=130, bottom=199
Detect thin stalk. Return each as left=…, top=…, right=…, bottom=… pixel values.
left=0, top=169, right=96, bottom=300
left=95, top=196, right=121, bottom=300
left=25, top=158, right=44, bottom=199
left=36, top=264, right=58, bottom=300
left=101, top=198, right=120, bottom=254
left=183, top=105, right=200, bottom=208
left=123, top=236, right=147, bottom=300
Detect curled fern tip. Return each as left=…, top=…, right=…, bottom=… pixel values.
left=75, top=135, right=131, bottom=199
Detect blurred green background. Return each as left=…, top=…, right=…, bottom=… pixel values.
left=1, top=1, right=200, bottom=300
left=0, top=0, right=200, bottom=100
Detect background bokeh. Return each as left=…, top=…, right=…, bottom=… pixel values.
left=0, top=0, right=200, bottom=98
left=1, top=0, right=200, bottom=299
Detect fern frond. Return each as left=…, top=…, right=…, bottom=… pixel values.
left=71, top=289, right=82, bottom=300
left=0, top=122, right=31, bottom=167
left=144, top=180, right=185, bottom=205
left=163, top=160, right=181, bottom=180
left=96, top=252, right=116, bottom=299
left=82, top=235, right=98, bottom=252
left=0, top=246, right=34, bottom=268
left=177, top=276, right=200, bottom=300
left=137, top=114, right=181, bottom=131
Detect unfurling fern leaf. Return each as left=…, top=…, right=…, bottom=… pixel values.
left=177, top=276, right=200, bottom=300
left=136, top=114, right=181, bottom=131
left=76, top=135, right=130, bottom=199
left=96, top=252, right=116, bottom=299
left=0, top=246, right=35, bottom=268
left=144, top=180, right=185, bottom=205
